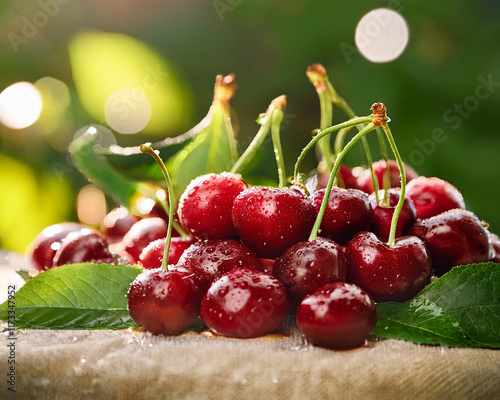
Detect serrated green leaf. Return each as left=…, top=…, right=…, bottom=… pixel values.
left=373, top=297, right=468, bottom=347
left=0, top=263, right=142, bottom=330
left=418, top=262, right=500, bottom=348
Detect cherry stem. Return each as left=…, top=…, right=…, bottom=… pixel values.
left=376, top=127, right=391, bottom=206
left=306, top=65, right=334, bottom=174
left=309, top=122, right=376, bottom=241
left=381, top=123, right=406, bottom=247
left=230, top=97, right=281, bottom=174
left=325, top=82, right=380, bottom=203
left=269, top=95, right=287, bottom=188
left=140, top=144, right=175, bottom=270
left=293, top=116, right=372, bottom=183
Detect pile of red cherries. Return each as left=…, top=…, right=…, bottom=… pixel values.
left=28, top=156, right=500, bottom=350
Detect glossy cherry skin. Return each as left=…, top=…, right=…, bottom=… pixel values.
left=406, top=176, right=466, bottom=219
left=122, top=217, right=169, bottom=263
left=409, top=209, right=490, bottom=276
left=232, top=187, right=316, bottom=258
left=27, top=222, right=87, bottom=271
left=489, top=232, right=500, bottom=263
left=128, top=268, right=204, bottom=335
left=345, top=231, right=432, bottom=302
left=174, top=239, right=264, bottom=286
left=357, top=160, right=419, bottom=194
left=200, top=268, right=289, bottom=338
left=53, top=231, right=115, bottom=267
left=309, top=165, right=358, bottom=191
left=177, top=173, right=248, bottom=240
left=369, top=189, right=417, bottom=242
left=100, top=207, right=138, bottom=244
left=273, top=238, right=347, bottom=305
left=138, top=236, right=196, bottom=269
left=296, top=281, right=377, bottom=350
left=134, top=188, right=169, bottom=221
left=311, top=187, right=373, bottom=244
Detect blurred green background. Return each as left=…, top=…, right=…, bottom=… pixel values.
left=0, top=0, right=499, bottom=252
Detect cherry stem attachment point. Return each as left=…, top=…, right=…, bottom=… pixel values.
left=309, top=122, right=376, bottom=241
left=140, top=144, right=175, bottom=270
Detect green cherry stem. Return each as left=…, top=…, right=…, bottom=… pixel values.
left=140, top=144, right=175, bottom=271
left=293, top=115, right=372, bottom=183
left=325, top=81, right=380, bottom=203
left=381, top=123, right=406, bottom=247
left=309, top=121, right=376, bottom=241
left=269, top=95, right=287, bottom=188
left=376, top=127, right=391, bottom=206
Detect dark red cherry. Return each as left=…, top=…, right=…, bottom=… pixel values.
left=138, top=236, right=196, bottom=269
left=100, top=206, right=138, bottom=244
left=200, top=268, right=289, bottom=338
left=27, top=222, right=87, bottom=271
left=231, top=187, right=316, bottom=258
left=177, top=173, right=247, bottom=240
left=369, top=189, right=417, bottom=242
left=408, top=209, right=490, bottom=276
left=406, top=176, right=465, bottom=219
left=122, top=218, right=169, bottom=263
left=174, top=239, right=264, bottom=286
left=357, top=160, right=419, bottom=194
left=53, top=231, right=115, bottom=267
left=133, top=188, right=169, bottom=221
left=311, top=187, right=373, bottom=244
left=128, top=268, right=204, bottom=335
left=296, top=281, right=377, bottom=350
left=345, top=231, right=432, bottom=302
left=273, top=238, right=347, bottom=305
left=308, top=165, right=358, bottom=192
left=489, top=232, right=500, bottom=263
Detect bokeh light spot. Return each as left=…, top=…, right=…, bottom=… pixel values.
left=104, top=88, right=152, bottom=134
left=0, top=82, right=43, bottom=129
left=77, top=185, right=107, bottom=226
left=355, top=8, right=409, bottom=63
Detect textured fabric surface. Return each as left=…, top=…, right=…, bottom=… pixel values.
left=1, top=328, right=499, bottom=400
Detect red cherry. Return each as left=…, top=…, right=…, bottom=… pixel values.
left=357, top=160, right=419, bottom=194
left=489, top=232, right=500, bottom=263
left=308, top=165, right=358, bottom=191
left=133, top=188, right=169, bottom=220
left=296, top=281, right=377, bottom=350
left=128, top=268, right=204, bottom=335
left=231, top=186, right=316, bottom=258
left=53, top=231, right=115, bottom=267
left=122, top=218, right=169, bottom=263
left=311, top=187, right=373, bottom=244
left=100, top=206, right=138, bottom=244
left=174, top=239, right=264, bottom=286
left=406, top=176, right=465, bottom=219
left=409, top=209, right=490, bottom=276
left=200, top=268, right=289, bottom=338
left=345, top=231, right=432, bottom=302
left=369, top=189, right=417, bottom=242
left=177, top=173, right=248, bottom=240
left=27, top=222, right=88, bottom=271
left=273, top=238, right=347, bottom=305
left=138, top=236, right=196, bottom=269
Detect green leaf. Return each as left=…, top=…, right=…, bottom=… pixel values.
left=418, top=262, right=500, bottom=348
left=373, top=297, right=468, bottom=347
left=0, top=263, right=142, bottom=330
left=373, top=262, right=500, bottom=349
left=168, top=106, right=238, bottom=197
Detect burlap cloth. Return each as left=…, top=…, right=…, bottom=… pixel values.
left=1, top=326, right=499, bottom=400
